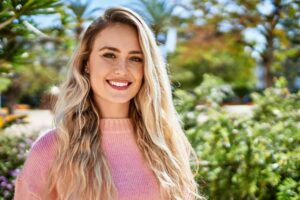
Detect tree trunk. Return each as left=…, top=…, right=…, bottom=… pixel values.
left=263, top=57, right=273, bottom=88
left=261, top=3, right=282, bottom=88
left=262, top=29, right=275, bottom=88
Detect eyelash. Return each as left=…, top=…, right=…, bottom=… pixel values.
left=130, top=57, right=143, bottom=62
left=103, top=53, right=116, bottom=59
left=102, top=53, right=143, bottom=63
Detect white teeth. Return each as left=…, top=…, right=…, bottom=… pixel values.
left=108, top=81, right=129, bottom=87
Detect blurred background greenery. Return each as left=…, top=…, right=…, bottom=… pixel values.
left=0, top=0, right=299, bottom=199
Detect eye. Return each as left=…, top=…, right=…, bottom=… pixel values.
left=103, top=53, right=116, bottom=59
left=130, top=57, right=143, bottom=63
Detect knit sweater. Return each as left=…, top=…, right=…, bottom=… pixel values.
left=14, top=118, right=162, bottom=200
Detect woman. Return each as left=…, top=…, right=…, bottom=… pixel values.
left=14, top=7, right=201, bottom=200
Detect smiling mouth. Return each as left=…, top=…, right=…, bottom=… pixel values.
left=106, top=80, right=132, bottom=90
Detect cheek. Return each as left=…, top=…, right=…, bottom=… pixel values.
left=90, top=61, right=108, bottom=78
left=90, top=69, right=107, bottom=91
left=133, top=66, right=144, bottom=81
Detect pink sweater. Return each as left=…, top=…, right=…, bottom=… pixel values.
left=14, top=118, right=162, bottom=200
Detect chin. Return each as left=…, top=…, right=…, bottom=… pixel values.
left=109, top=98, right=132, bottom=104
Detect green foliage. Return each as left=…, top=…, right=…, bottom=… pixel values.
left=4, top=61, right=62, bottom=106
left=0, top=0, right=74, bottom=108
left=193, top=74, right=235, bottom=106
left=0, top=0, right=60, bottom=23
left=0, top=78, right=11, bottom=92
left=175, top=76, right=300, bottom=199
left=130, top=0, right=177, bottom=39
left=169, top=31, right=256, bottom=90
left=277, top=178, right=300, bottom=200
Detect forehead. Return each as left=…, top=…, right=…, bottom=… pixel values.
left=93, top=23, right=141, bottom=51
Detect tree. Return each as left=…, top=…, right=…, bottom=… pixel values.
left=0, top=0, right=63, bottom=77
left=168, top=22, right=256, bottom=94
left=0, top=0, right=63, bottom=112
left=129, top=0, right=179, bottom=41
left=0, top=0, right=60, bottom=30
left=274, top=5, right=300, bottom=91
left=66, top=0, right=103, bottom=39
left=192, top=0, right=300, bottom=88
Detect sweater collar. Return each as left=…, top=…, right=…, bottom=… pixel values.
left=100, top=118, right=134, bottom=134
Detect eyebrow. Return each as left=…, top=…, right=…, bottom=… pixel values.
left=98, top=46, right=143, bottom=54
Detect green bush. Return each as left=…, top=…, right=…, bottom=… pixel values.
left=175, top=76, right=300, bottom=199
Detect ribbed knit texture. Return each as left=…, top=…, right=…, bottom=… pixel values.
left=14, top=118, right=162, bottom=200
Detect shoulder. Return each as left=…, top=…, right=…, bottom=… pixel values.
left=16, top=129, right=58, bottom=195
left=31, top=129, right=58, bottom=155
left=24, top=129, right=58, bottom=167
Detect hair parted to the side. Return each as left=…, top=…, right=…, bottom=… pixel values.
left=47, top=6, right=203, bottom=200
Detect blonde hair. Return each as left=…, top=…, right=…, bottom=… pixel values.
left=47, top=7, right=201, bottom=200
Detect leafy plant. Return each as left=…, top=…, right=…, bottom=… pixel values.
left=175, top=75, right=300, bottom=199
left=0, top=133, right=37, bottom=199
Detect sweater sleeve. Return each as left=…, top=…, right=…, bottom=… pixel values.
left=14, top=177, right=41, bottom=200
left=13, top=130, right=57, bottom=200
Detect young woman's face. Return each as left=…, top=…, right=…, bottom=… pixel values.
left=87, top=23, right=144, bottom=108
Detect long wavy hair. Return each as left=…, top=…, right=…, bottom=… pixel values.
left=47, top=7, right=201, bottom=200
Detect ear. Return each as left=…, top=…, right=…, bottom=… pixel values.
left=85, top=62, right=90, bottom=74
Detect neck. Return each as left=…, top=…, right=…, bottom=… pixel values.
left=96, top=99, right=130, bottom=118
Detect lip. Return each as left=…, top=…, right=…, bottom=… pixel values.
left=106, top=80, right=132, bottom=91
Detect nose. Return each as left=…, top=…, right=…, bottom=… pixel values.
left=113, top=59, right=127, bottom=75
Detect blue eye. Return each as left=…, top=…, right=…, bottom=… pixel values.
left=130, top=57, right=143, bottom=62
left=103, top=53, right=116, bottom=59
